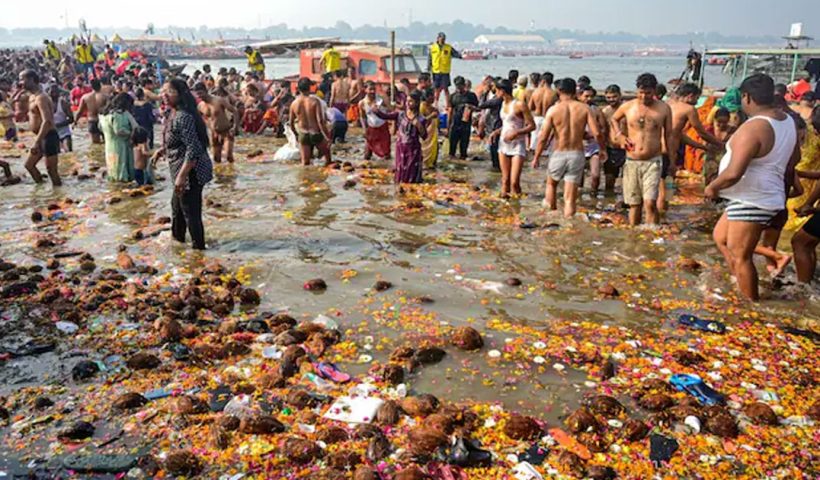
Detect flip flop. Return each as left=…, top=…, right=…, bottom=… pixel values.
left=314, top=362, right=351, bottom=383
left=669, top=373, right=725, bottom=406
left=678, top=314, right=726, bottom=334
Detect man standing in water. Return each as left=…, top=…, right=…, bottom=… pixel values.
left=290, top=78, right=331, bottom=166
left=428, top=32, right=461, bottom=108
left=707, top=74, right=799, bottom=301
left=20, top=70, right=60, bottom=186
left=329, top=70, right=351, bottom=114
left=664, top=83, right=724, bottom=211
left=533, top=78, right=606, bottom=218
left=610, top=73, right=674, bottom=226
left=75, top=79, right=108, bottom=144
left=601, top=84, right=626, bottom=192
left=528, top=72, right=556, bottom=154
left=193, top=82, right=239, bottom=163
left=580, top=86, right=609, bottom=196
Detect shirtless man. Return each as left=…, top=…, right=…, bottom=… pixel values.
left=193, top=82, right=239, bottom=163
left=533, top=78, right=606, bottom=218
left=611, top=73, right=675, bottom=226
left=75, top=79, right=108, bottom=144
left=349, top=66, right=365, bottom=104
left=580, top=86, right=609, bottom=195
left=664, top=82, right=724, bottom=211
left=289, top=77, right=331, bottom=166
left=601, top=84, right=627, bottom=192
left=528, top=72, right=556, bottom=153
left=329, top=70, right=351, bottom=113
left=20, top=70, right=61, bottom=186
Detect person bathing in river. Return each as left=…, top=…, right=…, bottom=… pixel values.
left=534, top=78, right=606, bottom=218
left=289, top=77, right=331, bottom=167
left=193, top=82, right=238, bottom=163
left=21, top=69, right=61, bottom=186
left=610, top=73, right=675, bottom=226
left=373, top=90, right=427, bottom=186
left=359, top=81, right=391, bottom=161
left=495, top=78, right=534, bottom=199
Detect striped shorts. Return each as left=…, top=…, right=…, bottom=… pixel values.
left=725, top=200, right=780, bottom=225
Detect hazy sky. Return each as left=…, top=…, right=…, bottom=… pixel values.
left=2, top=0, right=818, bottom=37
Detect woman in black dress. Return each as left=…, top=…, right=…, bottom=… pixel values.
left=152, top=79, right=213, bottom=250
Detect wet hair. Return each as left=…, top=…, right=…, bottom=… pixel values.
left=577, top=75, right=591, bottom=85
left=508, top=69, right=519, bottom=83
left=421, top=87, right=435, bottom=102
left=132, top=126, right=149, bottom=145
left=418, top=72, right=430, bottom=83
left=676, top=82, right=701, bottom=98
left=636, top=73, right=658, bottom=90
left=656, top=84, right=668, bottom=98
left=21, top=69, right=39, bottom=84
left=297, top=77, right=312, bottom=93
left=192, top=81, right=207, bottom=93
left=135, top=87, right=145, bottom=100
left=530, top=72, right=541, bottom=86
left=90, top=79, right=101, bottom=91
left=495, top=78, right=513, bottom=96
left=773, top=83, right=787, bottom=97
left=605, top=84, right=621, bottom=95
left=541, top=72, right=554, bottom=85
left=453, top=75, right=466, bottom=87
left=165, top=78, right=210, bottom=148
left=556, top=77, right=577, bottom=95
left=280, top=80, right=291, bottom=90
left=740, top=74, right=775, bottom=106
left=408, top=90, right=422, bottom=107
left=109, top=92, right=134, bottom=113
left=582, top=86, right=597, bottom=96
left=714, top=107, right=730, bottom=119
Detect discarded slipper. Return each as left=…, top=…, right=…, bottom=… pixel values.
left=314, top=362, right=351, bottom=383
left=669, top=373, right=725, bottom=406
left=678, top=314, right=726, bottom=334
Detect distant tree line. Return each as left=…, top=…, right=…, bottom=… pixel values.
left=0, top=20, right=781, bottom=47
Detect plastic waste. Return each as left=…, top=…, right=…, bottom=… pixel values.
left=512, top=461, right=544, bottom=480
left=262, top=346, right=282, bottom=359
left=223, top=394, right=254, bottom=419
left=516, top=443, right=548, bottom=465
left=55, top=321, right=79, bottom=334
left=273, top=126, right=302, bottom=161
left=447, top=437, right=493, bottom=468
left=649, top=433, right=679, bottom=467
left=323, top=396, right=383, bottom=424
left=208, top=385, right=232, bottom=412
left=312, top=314, right=338, bottom=330
left=678, top=314, right=726, bottom=334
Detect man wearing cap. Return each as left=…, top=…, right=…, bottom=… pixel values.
left=428, top=32, right=461, bottom=108
left=244, top=46, right=266, bottom=80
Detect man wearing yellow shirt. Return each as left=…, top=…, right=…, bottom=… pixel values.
left=244, top=46, right=266, bottom=79
left=427, top=32, right=461, bottom=108
left=74, top=40, right=95, bottom=78
left=43, top=40, right=61, bottom=63
left=320, top=44, right=342, bottom=75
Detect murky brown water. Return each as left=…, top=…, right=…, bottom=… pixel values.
left=1, top=124, right=818, bottom=477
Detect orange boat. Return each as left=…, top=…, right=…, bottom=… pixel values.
left=295, top=45, right=420, bottom=88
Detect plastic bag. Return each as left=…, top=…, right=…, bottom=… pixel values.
left=273, top=126, right=301, bottom=162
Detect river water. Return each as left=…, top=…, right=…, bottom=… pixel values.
left=178, top=55, right=736, bottom=90
left=0, top=106, right=817, bottom=476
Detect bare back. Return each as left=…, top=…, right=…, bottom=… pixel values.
left=669, top=98, right=696, bottom=134
left=331, top=78, right=350, bottom=103
left=83, top=92, right=108, bottom=120
left=291, top=95, right=322, bottom=134
left=530, top=87, right=555, bottom=117
left=547, top=100, right=592, bottom=152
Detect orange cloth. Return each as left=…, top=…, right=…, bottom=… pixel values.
left=263, top=108, right=279, bottom=127
left=683, top=96, right=716, bottom=174
left=346, top=104, right=360, bottom=124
